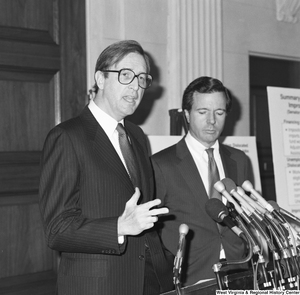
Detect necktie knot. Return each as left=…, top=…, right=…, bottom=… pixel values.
left=116, top=123, right=126, bottom=136
left=206, top=148, right=214, bottom=159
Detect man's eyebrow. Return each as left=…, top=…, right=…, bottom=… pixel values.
left=195, top=107, right=226, bottom=111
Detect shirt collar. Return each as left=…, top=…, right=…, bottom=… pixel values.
left=185, top=131, right=219, bottom=154
left=88, top=99, right=124, bottom=137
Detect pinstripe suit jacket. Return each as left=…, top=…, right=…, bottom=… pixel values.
left=39, top=106, right=173, bottom=295
left=151, top=137, right=253, bottom=287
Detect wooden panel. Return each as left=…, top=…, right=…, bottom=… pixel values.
left=0, top=0, right=55, bottom=31
left=0, top=39, right=60, bottom=70
left=0, top=271, right=56, bottom=295
left=0, top=69, right=55, bottom=83
left=0, top=152, right=40, bottom=195
left=0, top=203, right=53, bottom=278
left=0, top=0, right=86, bottom=293
left=0, top=26, right=55, bottom=44
left=0, top=77, right=55, bottom=151
left=59, top=0, right=87, bottom=120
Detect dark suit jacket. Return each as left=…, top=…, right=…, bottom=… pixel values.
left=151, top=137, right=253, bottom=286
left=39, top=106, right=173, bottom=295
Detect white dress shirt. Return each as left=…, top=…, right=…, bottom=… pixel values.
left=88, top=99, right=128, bottom=172
left=185, top=131, right=225, bottom=189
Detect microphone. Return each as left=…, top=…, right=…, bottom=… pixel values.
left=238, top=180, right=289, bottom=246
left=215, top=180, right=277, bottom=253
left=267, top=204, right=300, bottom=280
left=205, top=198, right=244, bottom=237
left=222, top=178, right=277, bottom=252
left=206, top=198, right=255, bottom=279
left=173, top=223, right=189, bottom=285
left=222, top=178, right=259, bottom=217
left=240, top=186, right=297, bottom=286
left=269, top=200, right=300, bottom=225
left=236, top=186, right=286, bottom=237
left=222, top=180, right=295, bottom=286
left=237, top=186, right=267, bottom=216
left=214, top=181, right=246, bottom=217
left=268, top=200, right=300, bottom=252
left=227, top=201, right=262, bottom=255
left=242, top=180, right=285, bottom=224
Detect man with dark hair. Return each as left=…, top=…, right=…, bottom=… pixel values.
left=151, top=76, right=253, bottom=286
left=39, top=40, right=173, bottom=295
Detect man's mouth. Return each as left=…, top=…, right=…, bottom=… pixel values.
left=205, top=129, right=216, bottom=134
left=123, top=95, right=137, bottom=103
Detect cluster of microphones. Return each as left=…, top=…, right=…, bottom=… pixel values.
left=173, top=178, right=300, bottom=293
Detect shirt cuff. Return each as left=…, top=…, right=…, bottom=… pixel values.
left=118, top=235, right=125, bottom=244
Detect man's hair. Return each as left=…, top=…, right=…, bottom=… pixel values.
left=181, top=76, right=232, bottom=113
left=93, top=40, right=150, bottom=93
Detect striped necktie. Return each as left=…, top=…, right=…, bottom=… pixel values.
left=116, top=123, right=140, bottom=187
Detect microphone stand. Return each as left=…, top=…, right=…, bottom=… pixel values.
left=174, top=283, right=182, bottom=295
left=228, top=205, right=272, bottom=289
left=263, top=214, right=297, bottom=289
left=173, top=224, right=189, bottom=295
left=269, top=209, right=300, bottom=280
left=232, top=206, right=284, bottom=289
left=212, top=232, right=253, bottom=290
left=173, top=268, right=183, bottom=295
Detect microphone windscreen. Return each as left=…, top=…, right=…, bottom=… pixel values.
left=205, top=198, right=228, bottom=223
left=179, top=223, right=189, bottom=235
left=221, top=178, right=237, bottom=192
left=242, top=180, right=254, bottom=192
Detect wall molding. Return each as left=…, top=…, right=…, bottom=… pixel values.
left=167, top=0, right=223, bottom=109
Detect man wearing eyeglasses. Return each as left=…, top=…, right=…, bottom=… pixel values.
left=39, top=40, right=173, bottom=295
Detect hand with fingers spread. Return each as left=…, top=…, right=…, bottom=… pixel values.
left=118, top=187, right=169, bottom=236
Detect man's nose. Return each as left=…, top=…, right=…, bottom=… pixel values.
left=207, top=112, right=216, bottom=124
left=129, top=76, right=139, bottom=90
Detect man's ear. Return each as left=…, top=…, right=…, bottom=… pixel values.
left=95, top=71, right=105, bottom=90
left=184, top=109, right=190, bottom=124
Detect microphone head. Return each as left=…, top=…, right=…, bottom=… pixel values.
left=179, top=223, right=189, bottom=235
left=205, top=198, right=228, bottom=223
left=237, top=186, right=245, bottom=196
left=221, top=178, right=237, bottom=193
left=214, top=180, right=225, bottom=193
left=241, top=180, right=253, bottom=192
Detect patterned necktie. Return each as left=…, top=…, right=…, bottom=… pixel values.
left=116, top=123, right=140, bottom=187
left=206, top=148, right=221, bottom=200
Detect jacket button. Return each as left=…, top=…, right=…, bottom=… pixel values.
left=139, top=255, right=145, bottom=260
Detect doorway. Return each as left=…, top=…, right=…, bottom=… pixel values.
left=249, top=55, right=300, bottom=201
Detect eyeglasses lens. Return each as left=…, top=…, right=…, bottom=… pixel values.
left=119, top=69, right=152, bottom=89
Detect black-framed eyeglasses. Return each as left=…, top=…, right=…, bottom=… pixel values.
left=102, top=68, right=153, bottom=89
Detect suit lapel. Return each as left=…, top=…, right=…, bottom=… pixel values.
left=125, top=123, right=151, bottom=204
left=219, top=144, right=237, bottom=182
left=175, top=139, right=229, bottom=234
left=218, top=144, right=240, bottom=233
left=79, top=107, right=134, bottom=195
left=175, top=138, right=209, bottom=210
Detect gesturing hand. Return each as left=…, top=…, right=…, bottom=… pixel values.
left=118, top=187, right=169, bottom=236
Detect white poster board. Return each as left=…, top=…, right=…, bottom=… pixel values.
left=267, top=87, right=300, bottom=215
left=147, top=135, right=261, bottom=192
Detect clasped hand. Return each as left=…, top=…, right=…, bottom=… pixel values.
left=118, top=187, right=169, bottom=236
